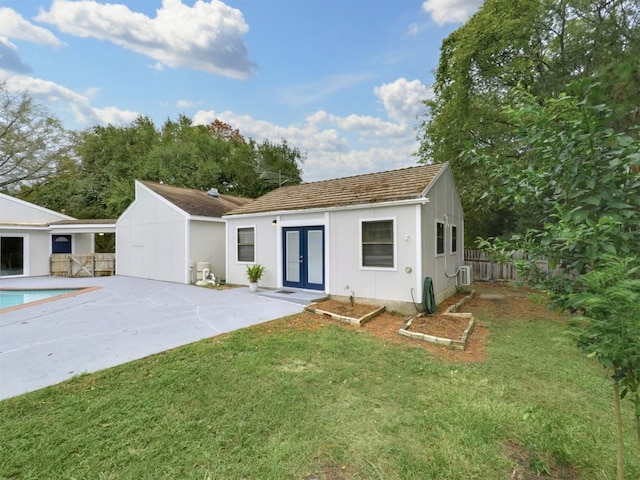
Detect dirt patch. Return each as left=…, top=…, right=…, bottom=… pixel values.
left=463, top=282, right=566, bottom=323
left=309, top=291, right=486, bottom=361
left=407, top=314, right=471, bottom=339
left=309, top=299, right=377, bottom=319
left=288, top=283, right=568, bottom=364
left=506, top=441, right=579, bottom=479
left=303, top=463, right=356, bottom=480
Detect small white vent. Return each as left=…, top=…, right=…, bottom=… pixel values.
left=458, top=266, right=472, bottom=286
left=207, top=188, right=219, bottom=198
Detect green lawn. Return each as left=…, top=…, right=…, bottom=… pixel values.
left=1, top=307, right=638, bottom=479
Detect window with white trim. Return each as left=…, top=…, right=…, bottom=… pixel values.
left=237, top=227, right=255, bottom=262
left=451, top=225, right=458, bottom=254
left=436, top=220, right=445, bottom=255
left=361, top=219, right=395, bottom=268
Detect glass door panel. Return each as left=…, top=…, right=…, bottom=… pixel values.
left=307, top=229, right=323, bottom=285
left=285, top=230, right=300, bottom=283
left=1, top=236, right=24, bottom=276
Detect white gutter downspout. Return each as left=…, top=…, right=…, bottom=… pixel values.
left=415, top=203, right=423, bottom=303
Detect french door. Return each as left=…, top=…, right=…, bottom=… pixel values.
left=282, top=226, right=324, bottom=290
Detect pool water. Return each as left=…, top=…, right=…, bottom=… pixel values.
left=0, top=289, right=80, bottom=309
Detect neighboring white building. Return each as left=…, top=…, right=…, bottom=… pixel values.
left=223, top=163, right=465, bottom=314
left=0, top=193, right=114, bottom=278
left=116, top=180, right=252, bottom=284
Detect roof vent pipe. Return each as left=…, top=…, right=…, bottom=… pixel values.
left=207, top=188, right=219, bottom=198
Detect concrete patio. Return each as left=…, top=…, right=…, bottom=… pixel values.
left=0, top=275, right=326, bottom=400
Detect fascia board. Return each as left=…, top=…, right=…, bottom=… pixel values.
left=222, top=197, right=430, bottom=220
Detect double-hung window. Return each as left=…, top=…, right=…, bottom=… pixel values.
left=361, top=219, right=395, bottom=268
left=237, top=227, right=255, bottom=262
left=451, top=225, right=458, bottom=254
left=436, top=220, right=445, bottom=255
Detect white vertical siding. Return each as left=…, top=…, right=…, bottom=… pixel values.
left=0, top=194, right=71, bottom=224
left=73, top=234, right=94, bottom=254
left=421, top=167, right=465, bottom=303
left=327, top=204, right=420, bottom=306
left=26, top=232, right=47, bottom=276
left=116, top=183, right=188, bottom=283
left=225, top=216, right=281, bottom=286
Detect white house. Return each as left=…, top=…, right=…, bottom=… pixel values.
left=223, top=163, right=465, bottom=314
left=116, top=180, right=252, bottom=284
left=0, top=193, right=115, bottom=278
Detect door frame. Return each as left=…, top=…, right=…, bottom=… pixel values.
left=282, top=226, right=325, bottom=290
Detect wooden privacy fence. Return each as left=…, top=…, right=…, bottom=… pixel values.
left=50, top=254, right=115, bottom=278
left=464, top=250, right=562, bottom=282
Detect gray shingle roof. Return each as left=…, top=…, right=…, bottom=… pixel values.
left=140, top=181, right=253, bottom=217
left=226, top=163, right=446, bottom=215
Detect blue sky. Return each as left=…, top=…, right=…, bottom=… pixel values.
left=1, top=0, right=483, bottom=182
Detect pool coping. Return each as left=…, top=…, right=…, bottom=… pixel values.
left=0, top=286, right=102, bottom=314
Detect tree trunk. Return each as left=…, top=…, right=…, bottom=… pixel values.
left=631, top=379, right=640, bottom=454
left=613, top=377, right=625, bottom=480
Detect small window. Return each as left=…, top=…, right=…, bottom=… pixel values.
left=436, top=221, right=445, bottom=255
left=237, top=227, right=255, bottom=262
left=451, top=225, right=458, bottom=253
left=361, top=219, right=394, bottom=268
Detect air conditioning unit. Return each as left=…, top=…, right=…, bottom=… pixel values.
left=458, top=265, right=472, bottom=286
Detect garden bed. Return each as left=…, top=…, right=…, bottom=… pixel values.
left=399, top=290, right=476, bottom=350
left=305, top=299, right=385, bottom=325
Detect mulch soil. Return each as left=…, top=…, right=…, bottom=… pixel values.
left=259, top=282, right=567, bottom=364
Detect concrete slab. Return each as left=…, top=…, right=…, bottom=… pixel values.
left=0, top=276, right=314, bottom=400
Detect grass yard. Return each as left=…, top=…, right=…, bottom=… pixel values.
left=0, top=285, right=638, bottom=479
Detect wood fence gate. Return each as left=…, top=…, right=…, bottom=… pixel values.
left=50, top=254, right=115, bottom=278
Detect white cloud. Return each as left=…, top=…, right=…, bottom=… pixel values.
left=0, top=73, right=140, bottom=127
left=278, top=73, right=376, bottom=107
left=307, top=111, right=409, bottom=140
left=0, top=38, right=32, bottom=73
left=2, top=69, right=424, bottom=182
left=0, top=7, right=64, bottom=47
left=422, top=0, right=483, bottom=25
left=192, top=77, right=425, bottom=182
left=36, top=0, right=254, bottom=79
left=374, top=78, right=431, bottom=123
left=177, top=99, right=203, bottom=108
left=407, top=23, right=420, bottom=35
left=92, top=105, right=140, bottom=126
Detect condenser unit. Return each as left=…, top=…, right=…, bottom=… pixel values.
left=458, top=265, right=472, bottom=286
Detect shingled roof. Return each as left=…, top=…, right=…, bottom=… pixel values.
left=226, top=163, right=446, bottom=216
left=140, top=181, right=253, bottom=217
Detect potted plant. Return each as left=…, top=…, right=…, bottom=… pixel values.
left=246, top=264, right=265, bottom=292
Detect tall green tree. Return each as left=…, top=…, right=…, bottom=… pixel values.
left=476, top=86, right=640, bottom=478
left=418, top=0, right=640, bottom=241
left=0, top=82, right=74, bottom=194
left=70, top=116, right=159, bottom=218
left=22, top=116, right=304, bottom=219
left=143, top=116, right=223, bottom=191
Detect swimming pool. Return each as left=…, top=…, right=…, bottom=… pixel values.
left=0, top=289, right=82, bottom=310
